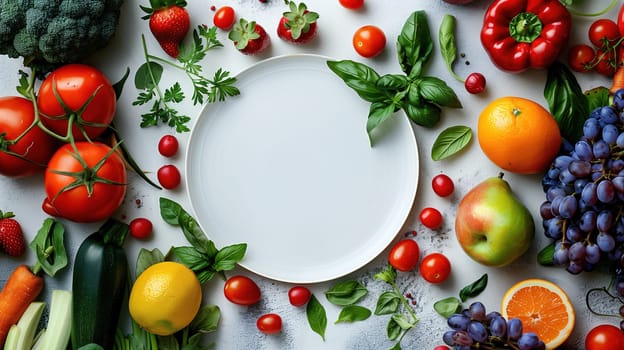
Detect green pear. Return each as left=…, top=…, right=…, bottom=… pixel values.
left=455, top=173, right=535, bottom=267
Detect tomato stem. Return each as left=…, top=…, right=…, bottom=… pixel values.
left=564, top=0, right=618, bottom=17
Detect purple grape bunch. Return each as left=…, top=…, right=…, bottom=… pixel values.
left=442, top=302, right=545, bottom=350
left=541, top=89, right=624, bottom=296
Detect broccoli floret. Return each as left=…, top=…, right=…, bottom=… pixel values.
left=0, top=0, right=124, bottom=73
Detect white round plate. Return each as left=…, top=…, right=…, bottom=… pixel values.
left=186, top=54, right=418, bottom=283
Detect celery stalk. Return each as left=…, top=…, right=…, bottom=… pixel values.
left=15, top=302, right=45, bottom=350
left=4, top=325, right=20, bottom=350
left=30, top=330, right=45, bottom=350
left=39, top=290, right=72, bottom=350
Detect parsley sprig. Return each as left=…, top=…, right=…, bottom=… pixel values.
left=133, top=25, right=240, bottom=132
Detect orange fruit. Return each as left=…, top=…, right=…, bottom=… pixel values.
left=478, top=96, right=561, bottom=174
left=128, top=261, right=202, bottom=336
left=501, top=278, right=575, bottom=349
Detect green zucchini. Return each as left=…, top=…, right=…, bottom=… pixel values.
left=71, top=219, right=129, bottom=350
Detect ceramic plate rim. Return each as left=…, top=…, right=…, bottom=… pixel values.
left=185, top=53, right=419, bottom=283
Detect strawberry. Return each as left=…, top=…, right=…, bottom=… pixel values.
left=228, top=18, right=271, bottom=55
left=277, top=1, right=319, bottom=45
left=0, top=211, right=26, bottom=257
left=141, top=0, right=190, bottom=58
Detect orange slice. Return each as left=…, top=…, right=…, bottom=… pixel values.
left=501, top=278, right=575, bottom=350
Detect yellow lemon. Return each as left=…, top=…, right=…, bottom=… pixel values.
left=128, top=261, right=202, bottom=336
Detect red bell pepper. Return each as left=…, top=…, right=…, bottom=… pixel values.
left=480, top=0, right=572, bottom=73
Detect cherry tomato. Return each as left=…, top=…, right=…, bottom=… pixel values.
left=339, top=0, right=364, bottom=10
left=432, top=174, right=454, bottom=197
left=129, top=218, right=153, bottom=239
left=568, top=44, right=595, bottom=73
left=37, top=64, right=116, bottom=141
left=419, top=253, right=451, bottom=284
left=464, top=72, right=486, bottom=95
left=419, top=207, right=443, bottom=229
left=0, top=96, right=58, bottom=177
left=589, top=19, right=620, bottom=48
left=256, top=313, right=282, bottom=334
left=353, top=25, right=386, bottom=58
left=44, top=142, right=127, bottom=223
left=586, top=324, right=624, bottom=350
left=433, top=346, right=450, bottom=350
left=157, top=164, right=181, bottom=189
left=594, top=49, right=617, bottom=77
left=388, top=239, right=420, bottom=272
left=213, top=6, right=236, bottom=30
left=288, top=286, right=312, bottom=307
left=158, top=134, right=179, bottom=157
left=224, top=275, right=261, bottom=305
left=619, top=5, right=624, bottom=37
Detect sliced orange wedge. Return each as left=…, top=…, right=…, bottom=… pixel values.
left=501, top=278, right=575, bottom=350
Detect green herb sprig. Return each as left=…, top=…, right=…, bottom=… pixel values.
left=433, top=273, right=488, bottom=318
left=373, top=265, right=419, bottom=350
left=327, top=11, right=461, bottom=145
left=133, top=25, right=240, bottom=132
left=159, top=197, right=247, bottom=283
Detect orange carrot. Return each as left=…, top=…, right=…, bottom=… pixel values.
left=0, top=264, right=44, bottom=346
left=610, top=66, right=624, bottom=94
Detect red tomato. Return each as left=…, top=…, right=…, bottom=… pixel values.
left=288, top=286, right=312, bottom=307
left=157, top=164, right=181, bottom=189
left=464, top=72, right=486, bottom=95
left=568, top=44, right=595, bottom=73
left=594, top=49, right=617, bottom=77
left=353, top=25, right=386, bottom=58
left=158, top=134, right=179, bottom=157
left=339, top=0, right=364, bottom=10
left=37, top=64, right=116, bottom=141
left=419, top=253, right=451, bottom=284
left=589, top=19, right=620, bottom=48
left=44, top=142, right=127, bottom=223
left=432, top=174, right=454, bottom=197
left=388, top=239, right=420, bottom=272
left=129, top=218, right=153, bottom=239
left=224, top=275, right=261, bottom=305
left=419, top=207, right=443, bottom=229
left=433, top=346, right=450, bottom=350
left=213, top=6, right=236, bottom=30
left=586, top=324, right=624, bottom=350
left=257, top=313, right=282, bottom=334
left=619, top=5, right=624, bottom=37
left=0, top=96, right=58, bottom=177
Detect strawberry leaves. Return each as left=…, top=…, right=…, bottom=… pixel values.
left=281, top=1, right=319, bottom=41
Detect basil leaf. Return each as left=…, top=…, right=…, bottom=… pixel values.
left=404, top=102, right=441, bottom=127
left=160, top=197, right=183, bottom=225
left=189, top=304, right=220, bottom=333
left=325, top=280, right=368, bottom=306
left=375, top=291, right=401, bottom=315
left=179, top=211, right=212, bottom=254
left=544, top=61, right=588, bottom=142
left=374, top=265, right=397, bottom=284
left=585, top=86, right=610, bottom=112
left=213, top=243, right=247, bottom=271
left=390, top=343, right=402, bottom=350
left=77, top=345, right=104, bottom=350
left=136, top=248, right=165, bottom=277
left=431, top=125, right=472, bottom=161
left=438, top=14, right=462, bottom=82
left=335, top=305, right=372, bottom=324
left=306, top=294, right=327, bottom=340
left=327, top=60, right=385, bottom=102
left=459, top=273, right=488, bottom=302
left=392, top=314, right=415, bottom=330
left=135, top=61, right=163, bottom=90
left=397, top=10, right=433, bottom=77
left=172, top=246, right=209, bottom=271
left=377, top=74, right=408, bottom=91
left=433, top=296, right=462, bottom=318
left=30, top=218, right=68, bottom=277
left=386, top=317, right=401, bottom=341
left=417, top=77, right=462, bottom=108
left=367, top=101, right=398, bottom=138
left=538, top=242, right=555, bottom=266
